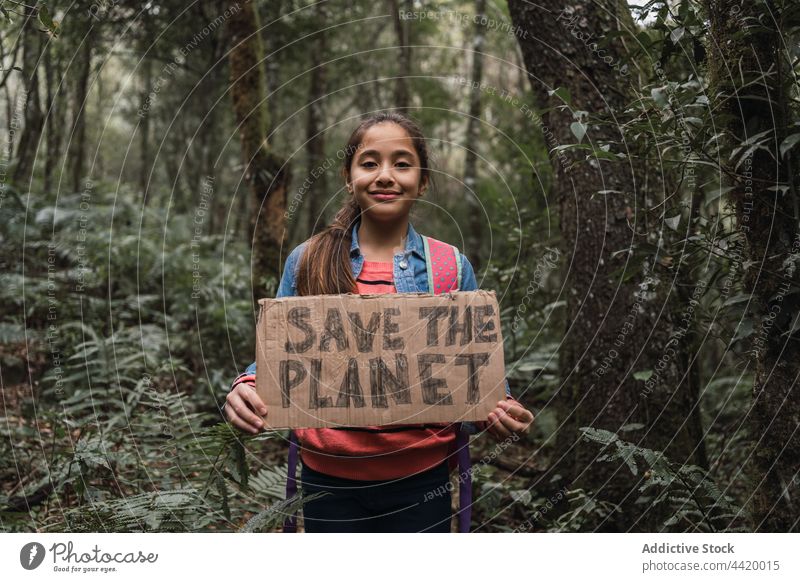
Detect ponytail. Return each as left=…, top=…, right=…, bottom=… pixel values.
left=296, top=196, right=361, bottom=296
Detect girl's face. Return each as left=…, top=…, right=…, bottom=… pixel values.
left=347, top=122, right=427, bottom=223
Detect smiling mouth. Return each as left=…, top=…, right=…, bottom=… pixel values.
left=369, top=191, right=402, bottom=196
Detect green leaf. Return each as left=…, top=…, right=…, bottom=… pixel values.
left=38, top=5, right=59, bottom=36
left=510, top=489, right=533, bottom=505
left=633, top=370, right=653, bottom=381
left=592, top=144, right=622, bottom=161
left=552, top=143, right=592, bottom=154
left=216, top=475, right=231, bottom=521
left=239, top=492, right=328, bottom=533
left=780, top=133, right=800, bottom=158
left=670, top=26, right=685, bottom=42
left=620, top=423, right=645, bottom=432
left=548, top=87, right=571, bottom=105
left=741, top=128, right=774, bottom=146
left=731, top=318, right=754, bottom=343
left=767, top=185, right=789, bottom=195
left=704, top=185, right=734, bottom=207
left=665, top=215, right=681, bottom=231
left=570, top=121, right=587, bottom=143
left=723, top=293, right=751, bottom=307
left=651, top=87, right=669, bottom=109
left=579, top=427, right=619, bottom=446
left=618, top=446, right=638, bottom=476
left=781, top=312, right=800, bottom=337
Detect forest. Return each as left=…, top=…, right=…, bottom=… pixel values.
left=1, top=0, right=798, bottom=533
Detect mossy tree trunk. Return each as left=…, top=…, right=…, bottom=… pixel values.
left=508, top=0, right=698, bottom=530
left=389, top=0, right=412, bottom=110
left=67, top=25, right=93, bottom=194
left=227, top=0, right=290, bottom=304
left=305, top=0, right=329, bottom=238
left=12, top=2, right=45, bottom=188
left=464, top=0, right=486, bottom=271
left=705, top=0, right=800, bottom=532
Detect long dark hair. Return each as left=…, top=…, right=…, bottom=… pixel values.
left=295, top=111, right=432, bottom=296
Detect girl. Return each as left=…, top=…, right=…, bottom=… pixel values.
left=224, top=111, right=534, bottom=532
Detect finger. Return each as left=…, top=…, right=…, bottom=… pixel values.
left=227, top=385, right=266, bottom=427
left=497, top=410, right=530, bottom=435
left=225, top=407, right=259, bottom=434
left=237, top=385, right=267, bottom=415
left=488, top=423, right=507, bottom=441
left=226, top=392, right=264, bottom=429
left=498, top=401, right=534, bottom=423
left=229, top=415, right=260, bottom=435
left=487, top=411, right=512, bottom=440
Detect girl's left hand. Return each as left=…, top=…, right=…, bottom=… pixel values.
left=487, top=400, right=534, bottom=441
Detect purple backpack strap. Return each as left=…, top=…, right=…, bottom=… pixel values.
left=455, top=425, right=472, bottom=533
left=283, top=431, right=299, bottom=533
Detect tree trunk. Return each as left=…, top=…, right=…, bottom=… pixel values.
left=139, top=54, right=153, bottom=202
left=389, top=0, right=412, bottom=110
left=43, top=44, right=65, bottom=194
left=464, top=0, right=486, bottom=271
left=12, top=3, right=45, bottom=187
left=227, top=0, right=290, bottom=303
left=200, top=21, right=225, bottom=235
left=508, top=0, right=697, bottom=530
left=305, top=1, right=329, bottom=238
left=67, top=36, right=92, bottom=193
left=0, top=21, right=22, bottom=91
left=263, top=0, right=283, bottom=150
left=705, top=0, right=800, bottom=533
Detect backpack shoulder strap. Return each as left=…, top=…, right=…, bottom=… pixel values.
left=422, top=235, right=473, bottom=532
left=421, top=235, right=462, bottom=294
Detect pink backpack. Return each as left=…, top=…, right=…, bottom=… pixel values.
left=283, top=235, right=473, bottom=532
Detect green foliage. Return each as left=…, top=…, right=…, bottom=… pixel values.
left=239, top=491, right=328, bottom=533
left=49, top=489, right=219, bottom=533
left=550, top=489, right=621, bottom=533
left=0, top=184, right=300, bottom=532
left=578, top=427, right=746, bottom=532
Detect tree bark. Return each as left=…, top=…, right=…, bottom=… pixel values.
left=43, top=43, right=65, bottom=194
left=67, top=34, right=92, bottom=193
left=705, top=0, right=800, bottom=533
left=227, top=0, right=289, bottom=303
left=12, top=3, right=45, bottom=187
left=305, top=1, right=329, bottom=238
left=508, top=0, right=697, bottom=530
left=389, top=0, right=412, bottom=110
left=0, top=20, right=22, bottom=91
left=263, top=0, right=283, bottom=149
left=138, top=53, right=153, bottom=202
left=464, top=0, right=486, bottom=271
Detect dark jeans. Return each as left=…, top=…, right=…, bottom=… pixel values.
left=300, top=462, right=452, bottom=532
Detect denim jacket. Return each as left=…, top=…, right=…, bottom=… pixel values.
left=275, top=216, right=479, bottom=298
left=234, top=217, right=511, bottom=404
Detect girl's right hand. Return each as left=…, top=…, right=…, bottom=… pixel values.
left=225, top=381, right=268, bottom=434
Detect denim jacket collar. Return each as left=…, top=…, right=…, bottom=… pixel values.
left=349, top=217, right=425, bottom=261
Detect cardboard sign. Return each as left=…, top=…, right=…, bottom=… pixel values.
left=255, top=290, right=506, bottom=429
